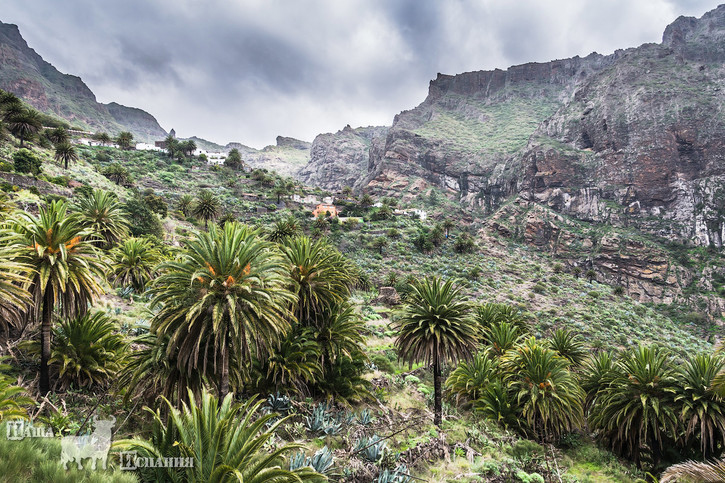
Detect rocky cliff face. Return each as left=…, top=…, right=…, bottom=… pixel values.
left=0, top=21, right=167, bottom=142
left=242, top=136, right=311, bottom=178
left=298, top=125, right=388, bottom=190
left=357, top=5, right=725, bottom=249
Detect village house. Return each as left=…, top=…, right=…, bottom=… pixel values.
left=394, top=208, right=428, bottom=221
left=312, top=203, right=339, bottom=218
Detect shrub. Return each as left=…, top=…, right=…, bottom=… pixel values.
left=12, top=149, right=42, bottom=175
left=123, top=198, right=163, bottom=238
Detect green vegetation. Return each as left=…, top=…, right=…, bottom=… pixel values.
left=0, top=113, right=721, bottom=482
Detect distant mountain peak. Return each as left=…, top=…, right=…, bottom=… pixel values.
left=0, top=20, right=166, bottom=142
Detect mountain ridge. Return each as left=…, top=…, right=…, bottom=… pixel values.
left=0, top=21, right=168, bottom=142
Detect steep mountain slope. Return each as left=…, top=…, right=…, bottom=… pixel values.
left=0, top=21, right=167, bottom=141
left=298, top=125, right=388, bottom=190
left=336, top=6, right=725, bottom=249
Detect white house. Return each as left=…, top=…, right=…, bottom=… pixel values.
left=394, top=208, right=428, bottom=221
left=206, top=152, right=227, bottom=166
left=136, top=143, right=163, bottom=151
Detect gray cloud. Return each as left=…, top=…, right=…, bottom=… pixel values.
left=1, top=0, right=722, bottom=147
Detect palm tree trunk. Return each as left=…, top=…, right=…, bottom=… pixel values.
left=39, top=289, right=53, bottom=395
left=433, top=355, right=442, bottom=427
left=219, top=339, right=230, bottom=400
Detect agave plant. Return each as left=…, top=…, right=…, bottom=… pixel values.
left=113, top=389, right=324, bottom=482
left=375, top=465, right=411, bottom=483
left=305, top=403, right=332, bottom=433
left=355, top=408, right=374, bottom=426
left=355, top=435, right=387, bottom=463
left=266, top=392, right=292, bottom=414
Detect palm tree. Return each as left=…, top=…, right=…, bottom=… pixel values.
left=148, top=222, right=295, bottom=399
left=280, top=236, right=355, bottom=326
left=445, top=351, right=499, bottom=407
left=359, top=193, right=373, bottom=210
left=13, top=200, right=106, bottom=394
left=674, top=353, right=725, bottom=459
left=46, top=127, right=68, bottom=145
left=45, top=312, right=127, bottom=390
left=313, top=304, right=365, bottom=374
left=475, top=303, right=527, bottom=334
left=580, top=351, right=616, bottom=411
left=661, top=458, right=725, bottom=482
left=118, top=330, right=204, bottom=405
left=502, top=337, right=584, bottom=442
left=0, top=357, right=33, bottom=421
left=442, top=219, right=455, bottom=238
left=395, top=276, right=478, bottom=426
left=267, top=216, right=300, bottom=243
left=54, top=142, right=78, bottom=170
left=102, top=163, right=131, bottom=185
left=110, top=237, right=161, bottom=293
left=259, top=326, right=322, bottom=394
left=177, top=194, right=194, bottom=217
left=372, top=237, right=388, bottom=254
left=73, top=189, right=129, bottom=248
left=192, top=190, right=221, bottom=229
left=589, top=345, right=678, bottom=468
left=6, top=108, right=41, bottom=147
left=93, top=132, right=111, bottom=146
left=0, top=230, right=32, bottom=333
left=116, top=131, right=134, bottom=150
left=484, top=321, right=523, bottom=357
left=113, top=389, right=323, bottom=482
left=273, top=184, right=288, bottom=203
left=224, top=148, right=243, bottom=169
left=547, top=328, right=587, bottom=366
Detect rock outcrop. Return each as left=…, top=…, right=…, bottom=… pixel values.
left=0, top=21, right=167, bottom=142
left=353, top=5, right=725, bottom=248
left=298, top=125, right=388, bottom=190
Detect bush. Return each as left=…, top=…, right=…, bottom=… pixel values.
left=123, top=198, right=163, bottom=238
left=0, top=161, right=12, bottom=172
left=12, top=149, right=42, bottom=175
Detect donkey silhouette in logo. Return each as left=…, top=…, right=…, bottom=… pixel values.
left=60, top=415, right=116, bottom=470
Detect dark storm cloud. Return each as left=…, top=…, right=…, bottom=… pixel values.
left=1, top=0, right=722, bottom=147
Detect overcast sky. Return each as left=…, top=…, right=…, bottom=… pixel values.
left=2, top=0, right=722, bottom=147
